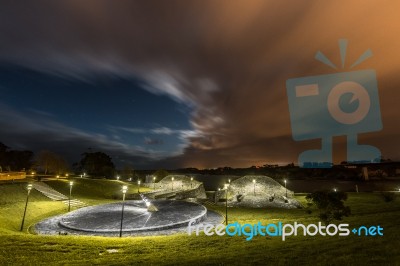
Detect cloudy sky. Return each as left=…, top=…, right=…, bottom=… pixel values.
left=0, top=1, right=399, bottom=169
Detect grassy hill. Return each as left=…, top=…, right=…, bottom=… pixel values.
left=0, top=182, right=65, bottom=234
left=0, top=178, right=149, bottom=234
left=45, top=178, right=150, bottom=202
left=0, top=179, right=399, bottom=265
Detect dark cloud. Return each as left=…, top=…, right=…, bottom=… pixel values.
left=0, top=105, right=159, bottom=167
left=0, top=0, right=399, bottom=168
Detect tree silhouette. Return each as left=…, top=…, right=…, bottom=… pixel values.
left=78, top=151, right=115, bottom=178
left=0, top=142, right=33, bottom=171
left=306, top=191, right=351, bottom=223
left=35, top=150, right=68, bottom=174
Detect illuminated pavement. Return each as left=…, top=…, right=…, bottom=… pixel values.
left=34, top=200, right=223, bottom=237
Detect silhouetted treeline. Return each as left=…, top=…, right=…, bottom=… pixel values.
left=0, top=142, right=33, bottom=171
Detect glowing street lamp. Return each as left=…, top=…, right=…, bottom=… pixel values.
left=20, top=183, right=33, bottom=231
left=333, top=188, right=337, bottom=192
left=137, top=180, right=141, bottom=193
left=228, top=179, right=231, bottom=184
left=171, top=177, right=174, bottom=191
left=284, top=179, right=287, bottom=198
left=68, top=181, right=74, bottom=212
left=153, top=176, right=156, bottom=190
left=190, top=177, right=193, bottom=188
left=253, top=179, right=256, bottom=195
left=116, top=176, right=120, bottom=181
left=119, top=185, right=128, bottom=237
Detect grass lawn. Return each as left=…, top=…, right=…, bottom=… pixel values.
left=0, top=180, right=399, bottom=265
left=45, top=178, right=150, bottom=202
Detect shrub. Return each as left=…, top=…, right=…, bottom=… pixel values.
left=306, top=191, right=351, bottom=224
left=380, top=192, right=396, bottom=202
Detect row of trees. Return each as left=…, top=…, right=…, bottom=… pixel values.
left=36, top=150, right=69, bottom=174
left=0, top=142, right=118, bottom=177
left=0, top=143, right=33, bottom=172
left=0, top=142, right=171, bottom=179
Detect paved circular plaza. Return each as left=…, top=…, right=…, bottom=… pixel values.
left=35, top=200, right=223, bottom=236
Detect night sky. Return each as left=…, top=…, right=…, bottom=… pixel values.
left=0, top=1, right=399, bottom=169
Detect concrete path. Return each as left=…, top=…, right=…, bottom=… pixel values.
left=34, top=202, right=223, bottom=237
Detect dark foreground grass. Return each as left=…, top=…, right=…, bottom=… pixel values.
left=0, top=181, right=399, bottom=265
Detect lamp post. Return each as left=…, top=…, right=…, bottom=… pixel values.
left=284, top=179, right=287, bottom=198
left=171, top=177, right=174, bottom=191
left=190, top=177, right=193, bottom=188
left=153, top=176, right=156, bottom=190
left=253, top=179, right=256, bottom=195
left=119, top=185, right=128, bottom=237
left=20, top=183, right=33, bottom=231
left=68, top=181, right=74, bottom=212
left=137, top=180, right=141, bottom=193
left=224, top=183, right=229, bottom=225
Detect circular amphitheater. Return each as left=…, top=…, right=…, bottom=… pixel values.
left=35, top=200, right=222, bottom=236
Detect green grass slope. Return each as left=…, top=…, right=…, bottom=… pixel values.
left=0, top=180, right=399, bottom=265
left=45, top=178, right=150, bottom=202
